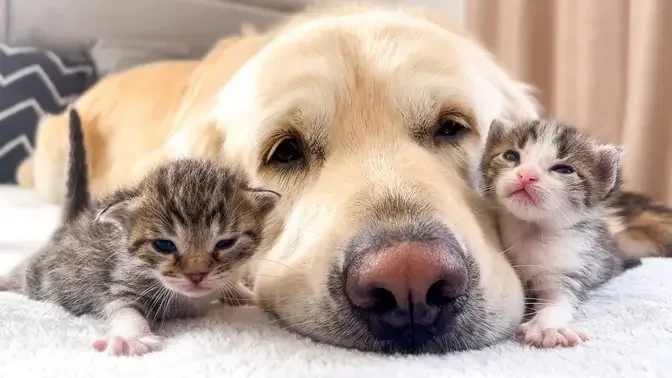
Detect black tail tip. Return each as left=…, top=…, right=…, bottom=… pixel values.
left=69, top=107, right=81, bottom=123
left=623, top=258, right=643, bottom=270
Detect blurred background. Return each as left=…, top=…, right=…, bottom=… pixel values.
left=0, top=0, right=670, bottom=204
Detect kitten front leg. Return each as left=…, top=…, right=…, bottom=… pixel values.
left=93, top=303, right=162, bottom=356
left=517, top=286, right=589, bottom=348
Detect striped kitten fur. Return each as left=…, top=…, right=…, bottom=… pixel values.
left=0, top=108, right=279, bottom=356
left=609, top=191, right=672, bottom=258
left=480, top=119, right=641, bottom=349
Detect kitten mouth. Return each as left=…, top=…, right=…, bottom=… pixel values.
left=177, top=284, right=216, bottom=297
left=181, top=284, right=214, bottom=293
left=508, top=188, right=539, bottom=206
left=163, top=279, right=215, bottom=296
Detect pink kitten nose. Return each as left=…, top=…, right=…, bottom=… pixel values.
left=517, top=169, right=539, bottom=186
left=185, top=272, right=208, bottom=284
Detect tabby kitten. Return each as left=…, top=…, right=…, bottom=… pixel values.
left=480, top=119, right=640, bottom=348
left=0, top=109, right=279, bottom=356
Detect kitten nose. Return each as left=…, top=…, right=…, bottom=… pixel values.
left=517, top=169, right=539, bottom=186
left=185, top=272, right=208, bottom=284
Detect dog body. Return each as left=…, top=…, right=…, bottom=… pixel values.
left=17, top=5, right=670, bottom=353
left=22, top=32, right=271, bottom=202
left=25, top=61, right=196, bottom=202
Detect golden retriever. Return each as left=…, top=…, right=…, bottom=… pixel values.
left=16, top=4, right=671, bottom=353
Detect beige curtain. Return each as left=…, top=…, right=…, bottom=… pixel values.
left=468, top=0, right=672, bottom=205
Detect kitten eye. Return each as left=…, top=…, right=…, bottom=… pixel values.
left=152, top=239, right=177, bottom=254
left=502, top=150, right=520, bottom=162
left=267, top=136, right=305, bottom=169
left=551, top=164, right=575, bottom=174
left=434, top=118, right=468, bottom=140
left=215, top=238, right=238, bottom=250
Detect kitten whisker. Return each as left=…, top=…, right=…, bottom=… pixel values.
left=499, top=243, right=517, bottom=256
left=474, top=206, right=504, bottom=215
left=545, top=195, right=577, bottom=232
left=510, top=264, right=569, bottom=277
left=245, top=273, right=293, bottom=280
left=246, top=257, right=298, bottom=273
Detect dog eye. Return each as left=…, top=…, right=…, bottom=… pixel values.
left=215, top=238, right=238, bottom=250
left=434, top=119, right=468, bottom=140
left=152, top=239, right=177, bottom=254
left=550, top=164, right=575, bottom=174
left=267, top=136, right=305, bottom=169
left=502, top=150, right=520, bottom=162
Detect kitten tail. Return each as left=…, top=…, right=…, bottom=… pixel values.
left=622, top=258, right=642, bottom=270
left=63, top=107, right=91, bottom=223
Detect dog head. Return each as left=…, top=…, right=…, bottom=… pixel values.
left=212, top=7, right=538, bottom=353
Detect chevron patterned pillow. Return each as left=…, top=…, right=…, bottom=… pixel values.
left=0, top=44, right=97, bottom=183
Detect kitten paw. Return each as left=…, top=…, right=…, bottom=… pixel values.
left=92, top=334, right=162, bottom=356
left=516, top=321, right=589, bottom=348
left=557, top=327, right=590, bottom=346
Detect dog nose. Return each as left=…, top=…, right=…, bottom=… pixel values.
left=185, top=272, right=208, bottom=284
left=345, top=239, right=469, bottom=339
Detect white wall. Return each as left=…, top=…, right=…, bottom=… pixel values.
left=0, top=0, right=468, bottom=50
left=2, top=0, right=288, bottom=51
left=0, top=0, right=7, bottom=42
left=396, top=0, right=467, bottom=26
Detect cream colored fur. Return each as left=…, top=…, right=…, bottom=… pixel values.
left=19, top=4, right=544, bottom=351
left=168, top=5, right=538, bottom=350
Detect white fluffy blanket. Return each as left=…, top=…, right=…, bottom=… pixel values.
left=1, top=186, right=670, bottom=378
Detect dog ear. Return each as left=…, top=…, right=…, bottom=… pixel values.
left=500, top=80, right=541, bottom=121
left=480, top=48, right=541, bottom=121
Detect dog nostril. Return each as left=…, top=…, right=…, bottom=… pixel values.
left=426, top=279, right=467, bottom=305
left=369, top=287, right=398, bottom=314
left=426, top=280, right=451, bottom=307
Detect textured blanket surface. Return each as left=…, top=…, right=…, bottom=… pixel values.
left=0, top=186, right=670, bottom=378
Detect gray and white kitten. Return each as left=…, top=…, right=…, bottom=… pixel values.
left=479, top=119, right=640, bottom=348
left=0, top=109, right=279, bottom=356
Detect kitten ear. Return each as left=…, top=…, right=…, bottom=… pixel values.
left=594, top=144, right=624, bottom=198
left=245, top=188, right=281, bottom=219
left=486, top=119, right=511, bottom=147
left=95, top=193, right=139, bottom=229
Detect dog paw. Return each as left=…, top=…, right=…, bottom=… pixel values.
left=516, top=321, right=589, bottom=348
left=92, top=334, right=162, bottom=356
